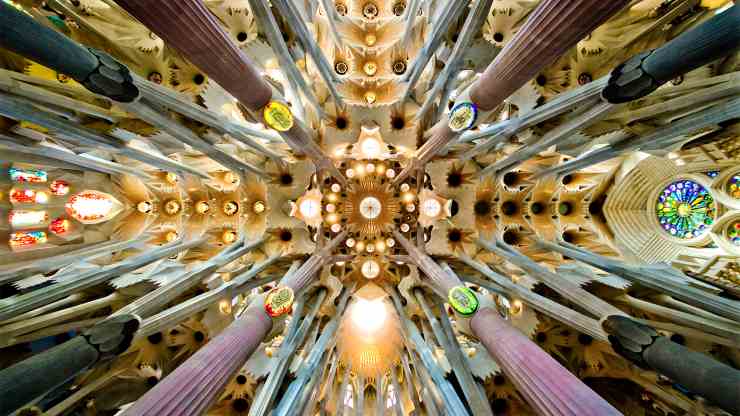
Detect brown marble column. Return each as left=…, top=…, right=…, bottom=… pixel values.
left=471, top=0, right=630, bottom=111
left=114, top=0, right=345, bottom=183
left=113, top=0, right=271, bottom=110
left=397, top=0, right=628, bottom=184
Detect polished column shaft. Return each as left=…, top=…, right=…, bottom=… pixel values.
left=471, top=0, right=629, bottom=111
left=121, top=300, right=272, bottom=416
left=471, top=308, right=622, bottom=416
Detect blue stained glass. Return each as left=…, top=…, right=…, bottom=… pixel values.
left=655, top=179, right=716, bottom=239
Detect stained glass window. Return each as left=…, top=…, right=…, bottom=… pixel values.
left=65, top=190, right=118, bottom=223
left=49, top=217, right=71, bottom=235
left=50, top=180, right=70, bottom=196
left=729, top=220, right=740, bottom=247
left=9, top=168, right=47, bottom=183
left=656, top=179, right=716, bottom=239
left=9, top=189, right=48, bottom=204
left=9, top=231, right=47, bottom=248
left=8, top=210, right=49, bottom=228
left=728, top=174, right=740, bottom=200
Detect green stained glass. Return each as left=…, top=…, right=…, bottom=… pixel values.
left=656, top=179, right=715, bottom=239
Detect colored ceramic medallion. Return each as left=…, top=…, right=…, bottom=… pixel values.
left=265, top=286, right=295, bottom=317
left=448, top=285, right=479, bottom=316
left=263, top=101, right=294, bottom=132
left=448, top=102, right=478, bottom=132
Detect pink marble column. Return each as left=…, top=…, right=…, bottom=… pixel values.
left=471, top=307, right=622, bottom=416
left=114, top=0, right=271, bottom=111
left=471, top=0, right=629, bottom=111
left=121, top=298, right=272, bottom=416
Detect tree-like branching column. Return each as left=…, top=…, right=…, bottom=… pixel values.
left=604, top=316, right=740, bottom=415
left=0, top=315, right=140, bottom=415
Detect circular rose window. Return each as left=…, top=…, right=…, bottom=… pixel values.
left=656, top=179, right=716, bottom=239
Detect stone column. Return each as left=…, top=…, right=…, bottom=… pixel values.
left=471, top=308, right=622, bottom=416
left=113, top=0, right=270, bottom=110
left=121, top=299, right=272, bottom=416
left=470, top=0, right=629, bottom=111
left=114, top=0, right=345, bottom=182
left=0, top=2, right=138, bottom=102
left=604, top=4, right=740, bottom=103
left=605, top=316, right=740, bottom=415
left=0, top=315, right=139, bottom=415
left=283, top=231, right=347, bottom=291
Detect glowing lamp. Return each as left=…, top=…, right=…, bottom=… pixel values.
left=422, top=198, right=442, bottom=217
left=299, top=199, right=321, bottom=219
left=359, top=196, right=382, bottom=220
left=222, top=230, right=238, bottom=244
left=360, top=137, right=381, bottom=159
left=361, top=260, right=381, bottom=279
left=164, top=200, right=181, bottom=215
left=195, top=201, right=210, bottom=214
left=165, top=172, right=179, bottom=184
left=138, top=201, right=153, bottom=214
left=253, top=201, right=266, bottom=214
left=222, top=200, right=240, bottom=216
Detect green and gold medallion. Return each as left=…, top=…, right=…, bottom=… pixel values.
left=448, top=285, right=479, bottom=316
left=264, top=286, right=295, bottom=317
left=263, top=101, right=294, bottom=132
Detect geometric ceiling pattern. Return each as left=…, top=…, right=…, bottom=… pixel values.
left=0, top=1, right=739, bottom=415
